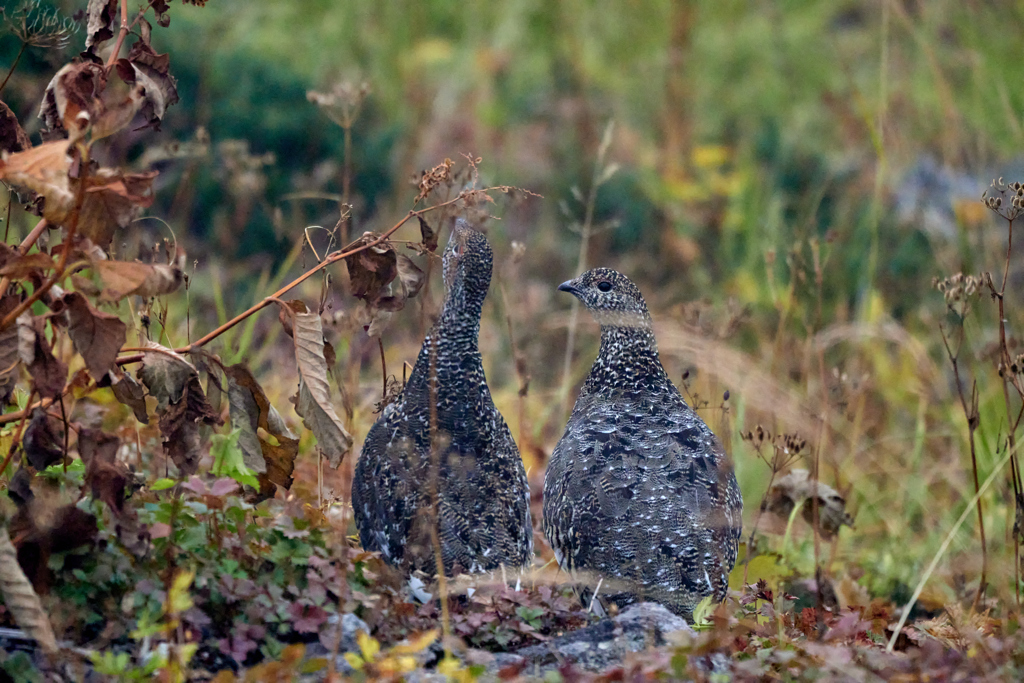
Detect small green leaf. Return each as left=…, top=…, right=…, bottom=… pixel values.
left=691, top=595, right=715, bottom=631
left=210, top=428, right=260, bottom=489
left=151, top=478, right=177, bottom=491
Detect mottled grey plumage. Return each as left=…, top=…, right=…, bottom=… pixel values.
left=352, top=220, right=533, bottom=575
left=544, top=268, right=742, bottom=621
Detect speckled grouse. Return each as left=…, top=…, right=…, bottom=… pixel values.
left=352, top=220, right=533, bottom=575
left=543, top=268, right=742, bottom=621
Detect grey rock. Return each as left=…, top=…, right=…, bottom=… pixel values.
left=497, top=602, right=696, bottom=675
left=303, top=613, right=370, bottom=673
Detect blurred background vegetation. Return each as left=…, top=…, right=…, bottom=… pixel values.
left=4, top=0, right=1024, bottom=611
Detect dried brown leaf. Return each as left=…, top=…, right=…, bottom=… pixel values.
left=0, top=100, right=31, bottom=156
left=0, top=252, right=56, bottom=279
left=225, top=364, right=297, bottom=478
left=17, top=315, right=67, bottom=400
left=89, top=83, right=147, bottom=141
left=78, top=169, right=158, bottom=250
left=85, top=0, right=118, bottom=51
left=417, top=215, right=439, bottom=252
left=377, top=253, right=426, bottom=311
left=344, top=233, right=398, bottom=302
left=0, top=140, right=74, bottom=225
left=139, top=343, right=220, bottom=476
left=0, top=527, right=58, bottom=654
left=0, top=296, right=22, bottom=404
left=22, top=408, right=64, bottom=471
left=61, top=291, right=127, bottom=379
left=125, top=41, right=179, bottom=130
left=38, top=61, right=107, bottom=137
left=93, top=258, right=184, bottom=302
left=108, top=368, right=148, bottom=423
left=278, top=304, right=351, bottom=467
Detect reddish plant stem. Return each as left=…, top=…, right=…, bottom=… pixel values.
left=114, top=195, right=469, bottom=366
left=105, top=0, right=131, bottom=68
left=0, top=218, right=49, bottom=296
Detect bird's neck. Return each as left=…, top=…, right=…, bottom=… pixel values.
left=406, top=290, right=482, bottom=398
left=580, top=321, right=667, bottom=394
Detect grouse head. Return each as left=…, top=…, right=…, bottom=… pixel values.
left=558, top=268, right=652, bottom=330
left=439, top=219, right=493, bottom=321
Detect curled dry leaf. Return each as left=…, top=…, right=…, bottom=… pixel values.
left=0, top=527, right=58, bottom=654
left=355, top=299, right=393, bottom=338
left=0, top=296, right=21, bottom=404
left=138, top=343, right=221, bottom=476
left=107, top=368, right=149, bottom=423
left=225, top=364, right=300, bottom=499
left=78, top=168, right=158, bottom=250
left=62, top=291, right=127, bottom=379
left=89, top=82, right=147, bottom=141
left=38, top=61, right=108, bottom=138
left=0, top=252, right=57, bottom=280
left=761, top=469, right=853, bottom=539
left=93, top=258, right=184, bottom=302
left=344, top=232, right=398, bottom=302
left=0, top=100, right=32, bottom=156
left=277, top=302, right=352, bottom=467
left=22, top=408, right=65, bottom=471
left=124, top=41, right=180, bottom=130
left=0, top=139, right=74, bottom=225
left=85, top=0, right=119, bottom=51
left=417, top=215, right=439, bottom=252
left=17, top=314, right=67, bottom=400
left=377, top=254, right=426, bottom=312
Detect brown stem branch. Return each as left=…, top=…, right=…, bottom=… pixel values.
left=114, top=193, right=471, bottom=366
left=940, top=323, right=987, bottom=598
left=105, top=0, right=131, bottom=68
left=0, top=218, right=49, bottom=297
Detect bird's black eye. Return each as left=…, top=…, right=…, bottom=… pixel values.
left=597, top=280, right=612, bottom=292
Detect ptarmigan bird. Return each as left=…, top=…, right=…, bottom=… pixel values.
left=544, top=268, right=742, bottom=621
left=352, top=220, right=533, bottom=576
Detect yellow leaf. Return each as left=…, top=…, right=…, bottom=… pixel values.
left=166, top=570, right=195, bottom=615
left=343, top=652, right=364, bottom=670
left=692, top=144, right=729, bottom=169
left=390, top=628, right=438, bottom=655
left=397, top=656, right=417, bottom=673
left=729, top=553, right=791, bottom=591
left=357, top=631, right=380, bottom=661
left=437, top=656, right=463, bottom=675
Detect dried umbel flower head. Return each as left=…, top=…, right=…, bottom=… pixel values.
left=982, top=178, right=1024, bottom=222
left=2, top=0, right=77, bottom=49
left=933, top=272, right=991, bottom=305
left=307, top=80, right=371, bottom=128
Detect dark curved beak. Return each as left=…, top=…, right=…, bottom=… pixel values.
left=558, top=280, right=578, bottom=294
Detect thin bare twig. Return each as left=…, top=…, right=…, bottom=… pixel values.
left=114, top=194, right=473, bottom=367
